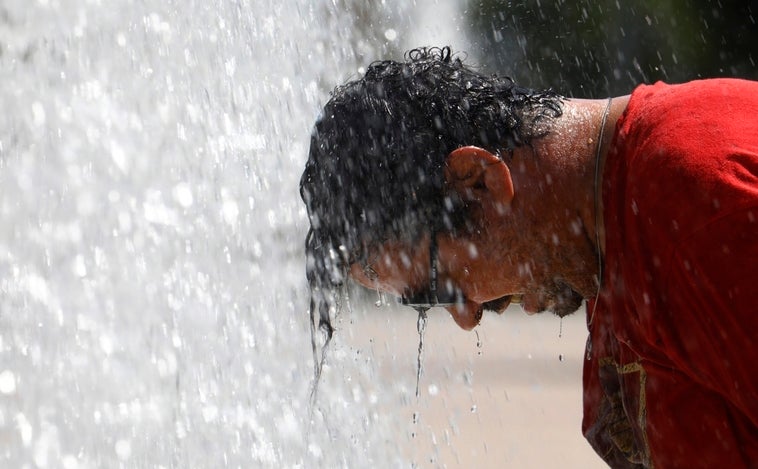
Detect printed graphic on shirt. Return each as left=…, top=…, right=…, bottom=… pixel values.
left=594, top=357, right=652, bottom=468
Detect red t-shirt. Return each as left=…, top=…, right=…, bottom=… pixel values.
left=583, top=79, right=758, bottom=468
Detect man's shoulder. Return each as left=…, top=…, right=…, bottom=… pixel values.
left=620, top=78, right=758, bottom=146
left=605, top=78, right=758, bottom=259
left=629, top=78, right=758, bottom=107
left=613, top=78, right=758, bottom=224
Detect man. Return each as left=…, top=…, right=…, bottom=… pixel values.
left=300, top=47, right=758, bottom=467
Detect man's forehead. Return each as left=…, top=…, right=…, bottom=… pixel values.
left=356, top=236, right=421, bottom=261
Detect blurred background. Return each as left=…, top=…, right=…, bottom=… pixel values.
left=467, top=0, right=758, bottom=96
left=0, top=0, right=755, bottom=467
left=339, top=0, right=758, bottom=96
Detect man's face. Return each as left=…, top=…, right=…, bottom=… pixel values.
left=349, top=230, right=584, bottom=330
left=346, top=145, right=590, bottom=329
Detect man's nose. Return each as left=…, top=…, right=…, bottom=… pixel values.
left=445, top=301, right=483, bottom=330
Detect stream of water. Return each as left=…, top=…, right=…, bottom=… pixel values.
left=0, top=0, right=469, bottom=466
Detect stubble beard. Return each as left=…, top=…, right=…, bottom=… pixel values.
left=544, top=278, right=585, bottom=317
left=479, top=278, right=584, bottom=318
left=475, top=263, right=586, bottom=317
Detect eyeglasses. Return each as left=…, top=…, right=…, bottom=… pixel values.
left=400, top=231, right=464, bottom=313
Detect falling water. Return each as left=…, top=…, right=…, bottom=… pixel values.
left=414, top=309, right=428, bottom=398
left=0, top=0, right=430, bottom=466
left=0, top=0, right=613, bottom=467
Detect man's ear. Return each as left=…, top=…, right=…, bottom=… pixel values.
left=444, top=146, right=515, bottom=210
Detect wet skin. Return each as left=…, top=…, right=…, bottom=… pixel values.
left=349, top=231, right=584, bottom=330
left=346, top=95, right=630, bottom=330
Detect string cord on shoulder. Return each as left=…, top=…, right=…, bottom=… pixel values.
left=588, top=97, right=612, bottom=326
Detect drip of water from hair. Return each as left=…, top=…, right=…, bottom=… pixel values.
left=415, top=309, right=428, bottom=398
left=559, top=317, right=563, bottom=338
left=412, top=309, right=428, bottom=440
left=475, top=329, right=482, bottom=356
left=374, top=290, right=383, bottom=307
left=307, top=303, right=334, bottom=430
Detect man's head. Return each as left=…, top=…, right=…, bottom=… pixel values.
left=300, top=47, right=566, bottom=335
left=301, top=47, right=562, bottom=287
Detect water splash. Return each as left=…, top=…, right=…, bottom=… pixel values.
left=0, top=0, right=420, bottom=466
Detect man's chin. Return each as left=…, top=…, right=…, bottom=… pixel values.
left=549, top=283, right=585, bottom=318
left=523, top=280, right=585, bottom=317
left=481, top=295, right=515, bottom=314
left=479, top=282, right=585, bottom=318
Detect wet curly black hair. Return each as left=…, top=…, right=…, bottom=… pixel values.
left=300, top=46, right=562, bottom=381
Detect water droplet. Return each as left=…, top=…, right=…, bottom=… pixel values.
left=201, top=405, right=218, bottom=423
left=559, top=354, right=564, bottom=362
left=115, top=439, right=132, bottom=460
left=172, top=183, right=194, bottom=208
left=222, top=198, right=239, bottom=226
left=0, top=370, right=17, bottom=395
left=99, top=335, right=114, bottom=355
left=62, top=455, right=79, bottom=469
left=470, top=404, right=477, bottom=413
left=15, top=413, right=32, bottom=447
left=73, top=255, right=87, bottom=278
left=32, top=101, right=46, bottom=126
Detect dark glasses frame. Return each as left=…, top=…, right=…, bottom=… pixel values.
left=400, top=230, right=464, bottom=312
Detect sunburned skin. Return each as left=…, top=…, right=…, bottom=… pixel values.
left=351, top=254, right=582, bottom=330
left=348, top=235, right=582, bottom=331
left=344, top=97, right=632, bottom=330
left=348, top=234, right=526, bottom=330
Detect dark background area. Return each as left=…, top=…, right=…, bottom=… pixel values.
left=465, top=0, right=758, bottom=97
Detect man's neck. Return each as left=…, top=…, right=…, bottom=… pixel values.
left=503, top=97, right=629, bottom=298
